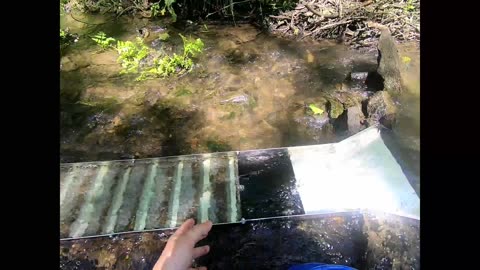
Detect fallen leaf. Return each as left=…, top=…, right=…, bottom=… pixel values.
left=308, top=104, right=324, bottom=115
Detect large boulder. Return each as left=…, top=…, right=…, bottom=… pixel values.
left=377, top=28, right=404, bottom=93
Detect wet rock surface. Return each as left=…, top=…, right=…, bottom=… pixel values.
left=61, top=55, right=91, bottom=72
left=347, top=105, right=366, bottom=134
left=60, top=20, right=412, bottom=162
left=60, top=212, right=419, bottom=270
left=377, top=29, right=404, bottom=93
left=290, top=103, right=335, bottom=144
left=367, top=91, right=397, bottom=128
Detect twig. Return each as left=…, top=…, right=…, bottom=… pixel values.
left=303, top=16, right=367, bottom=38
left=269, top=15, right=291, bottom=20
left=338, top=0, right=343, bottom=18
left=116, top=6, right=137, bottom=17
left=70, top=13, right=107, bottom=25
left=305, top=4, right=339, bottom=20
left=205, top=0, right=253, bottom=18
left=305, top=4, right=324, bottom=20
left=405, top=22, right=420, bottom=32
left=230, top=0, right=236, bottom=26
left=318, top=19, right=352, bottom=31
left=290, top=12, right=296, bottom=31
left=346, top=0, right=374, bottom=14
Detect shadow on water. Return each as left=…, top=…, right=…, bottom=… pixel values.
left=60, top=66, right=233, bottom=162
left=238, top=148, right=305, bottom=219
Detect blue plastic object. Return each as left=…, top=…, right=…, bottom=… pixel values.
left=288, top=263, right=357, bottom=270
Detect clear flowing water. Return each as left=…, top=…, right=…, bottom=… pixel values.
left=59, top=12, right=420, bottom=270
left=60, top=13, right=419, bottom=192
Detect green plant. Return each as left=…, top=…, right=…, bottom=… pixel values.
left=180, top=34, right=204, bottom=58
left=91, top=32, right=116, bottom=49
left=138, top=53, right=187, bottom=80
left=60, top=28, right=79, bottom=50
left=151, top=2, right=161, bottom=17
left=60, top=0, right=66, bottom=14
left=116, top=37, right=150, bottom=74
left=165, top=0, right=177, bottom=21
left=138, top=34, right=204, bottom=80
left=405, top=0, right=415, bottom=12
left=90, top=32, right=203, bottom=81
left=147, top=1, right=176, bottom=20
left=60, top=29, right=67, bottom=39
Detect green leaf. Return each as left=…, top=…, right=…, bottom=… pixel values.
left=402, top=56, right=411, bottom=64
left=308, top=104, right=324, bottom=115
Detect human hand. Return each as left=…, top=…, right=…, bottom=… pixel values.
left=153, top=219, right=213, bottom=270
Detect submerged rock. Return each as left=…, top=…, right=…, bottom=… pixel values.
left=347, top=72, right=369, bottom=90
left=220, top=94, right=250, bottom=105
left=144, top=89, right=163, bottom=107
left=327, top=98, right=344, bottom=119
left=226, top=48, right=257, bottom=64
left=218, top=39, right=239, bottom=51
left=367, top=91, right=397, bottom=128
left=331, top=91, right=364, bottom=108
left=60, top=55, right=90, bottom=72
left=347, top=105, right=366, bottom=134
left=290, top=102, right=335, bottom=143
left=377, top=28, right=404, bottom=93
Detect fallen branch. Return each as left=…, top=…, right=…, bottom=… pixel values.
left=303, top=16, right=367, bottom=38
left=405, top=22, right=420, bottom=32
left=338, top=0, right=343, bottom=18
left=269, top=0, right=419, bottom=48
left=269, top=15, right=291, bottom=20
left=70, top=13, right=108, bottom=25
left=318, top=19, right=352, bottom=30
